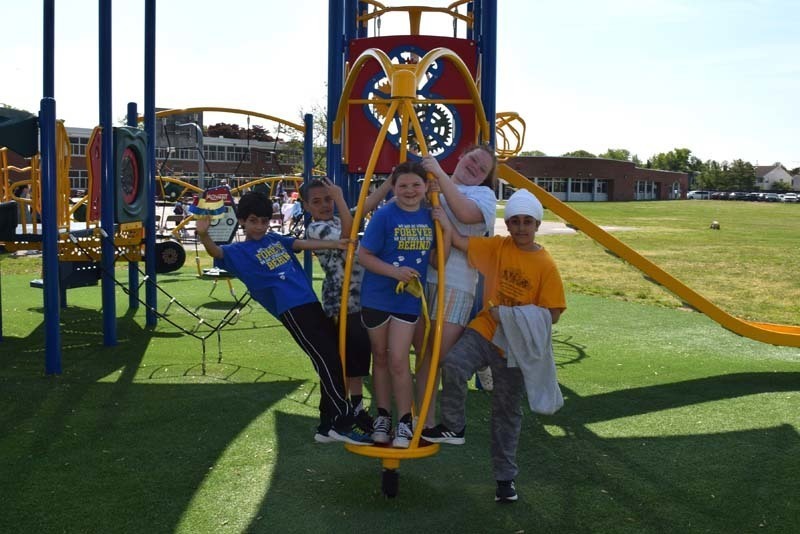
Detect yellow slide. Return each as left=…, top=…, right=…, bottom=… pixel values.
left=498, top=163, right=800, bottom=348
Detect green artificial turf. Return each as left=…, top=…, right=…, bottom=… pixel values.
left=0, top=258, right=797, bottom=532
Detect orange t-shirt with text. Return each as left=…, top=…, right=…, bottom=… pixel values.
left=466, top=235, right=566, bottom=343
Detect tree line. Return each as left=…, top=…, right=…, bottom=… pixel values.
left=519, top=148, right=798, bottom=192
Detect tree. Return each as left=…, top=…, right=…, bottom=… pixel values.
left=726, top=159, right=755, bottom=191
left=519, top=150, right=547, bottom=156
left=207, top=122, right=242, bottom=139
left=646, top=148, right=703, bottom=173
left=598, top=148, right=631, bottom=161
left=695, top=159, right=725, bottom=190
left=770, top=181, right=792, bottom=192
left=561, top=149, right=596, bottom=158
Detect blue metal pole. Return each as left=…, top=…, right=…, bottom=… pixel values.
left=41, top=0, right=61, bottom=374
left=41, top=98, right=61, bottom=374
left=144, top=0, right=157, bottom=326
left=99, top=0, right=117, bottom=345
left=43, top=0, right=55, bottom=97
left=328, top=0, right=345, bottom=199
left=126, top=102, right=139, bottom=310
left=303, top=113, right=313, bottom=279
left=480, top=0, right=497, bottom=148
left=467, top=1, right=475, bottom=41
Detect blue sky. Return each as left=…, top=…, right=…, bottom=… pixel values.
left=2, top=0, right=798, bottom=167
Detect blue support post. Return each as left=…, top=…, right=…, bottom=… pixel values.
left=41, top=98, right=61, bottom=374
left=328, top=0, right=345, bottom=199
left=41, top=0, right=61, bottom=374
left=144, top=0, right=157, bottom=326
left=479, top=0, right=497, bottom=147
left=99, top=0, right=117, bottom=345
left=302, top=113, right=314, bottom=279
left=126, top=102, right=139, bottom=310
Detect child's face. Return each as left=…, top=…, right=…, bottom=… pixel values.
left=505, top=215, right=540, bottom=250
left=239, top=214, right=270, bottom=241
left=453, top=148, right=493, bottom=185
left=305, top=187, right=334, bottom=221
left=392, top=173, right=427, bottom=211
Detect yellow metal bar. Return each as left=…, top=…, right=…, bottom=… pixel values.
left=337, top=99, right=401, bottom=377
left=142, top=106, right=305, bottom=134
left=497, top=163, right=800, bottom=347
left=404, top=98, right=446, bottom=450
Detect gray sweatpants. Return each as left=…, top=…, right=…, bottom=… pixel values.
left=439, top=328, right=525, bottom=482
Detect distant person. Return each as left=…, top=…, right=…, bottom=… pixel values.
left=280, top=198, right=296, bottom=232
left=195, top=191, right=373, bottom=446
left=422, top=189, right=567, bottom=504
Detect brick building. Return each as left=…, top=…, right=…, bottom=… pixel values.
left=503, top=156, right=689, bottom=201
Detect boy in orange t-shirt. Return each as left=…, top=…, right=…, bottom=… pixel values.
left=422, top=189, right=566, bottom=503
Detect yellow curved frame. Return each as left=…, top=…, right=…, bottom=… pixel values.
left=495, top=111, right=526, bottom=161
left=358, top=1, right=473, bottom=35
left=498, top=163, right=800, bottom=348
left=333, top=47, right=490, bottom=464
left=141, top=106, right=304, bottom=134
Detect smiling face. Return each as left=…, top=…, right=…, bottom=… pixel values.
left=453, top=147, right=494, bottom=186
left=505, top=214, right=541, bottom=250
left=392, top=172, right=427, bottom=211
left=305, top=186, right=334, bottom=221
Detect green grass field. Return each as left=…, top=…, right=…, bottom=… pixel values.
left=0, top=200, right=798, bottom=533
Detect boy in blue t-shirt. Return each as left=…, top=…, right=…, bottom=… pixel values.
left=195, top=191, right=372, bottom=445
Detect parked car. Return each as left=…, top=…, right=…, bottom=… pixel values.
left=763, top=193, right=781, bottom=202
left=687, top=190, right=710, bottom=199
left=780, top=192, right=798, bottom=203
left=745, top=192, right=761, bottom=201
left=729, top=192, right=748, bottom=201
left=710, top=191, right=728, bottom=200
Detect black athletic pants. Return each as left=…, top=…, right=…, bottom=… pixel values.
left=280, top=302, right=353, bottom=430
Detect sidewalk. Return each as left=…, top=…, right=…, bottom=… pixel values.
left=493, top=219, right=635, bottom=236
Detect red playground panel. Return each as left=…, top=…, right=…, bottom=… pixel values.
left=346, top=35, right=478, bottom=174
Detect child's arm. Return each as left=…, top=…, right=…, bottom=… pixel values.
left=429, top=206, right=452, bottom=267
left=448, top=223, right=469, bottom=252
left=293, top=238, right=350, bottom=252
left=357, top=245, right=419, bottom=283
left=363, top=177, right=394, bottom=214
left=421, top=155, right=485, bottom=224
left=489, top=305, right=564, bottom=325
left=195, top=217, right=223, bottom=259
left=325, top=178, right=355, bottom=239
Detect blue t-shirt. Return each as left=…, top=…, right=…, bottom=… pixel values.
left=360, top=202, right=434, bottom=315
left=219, top=233, right=317, bottom=317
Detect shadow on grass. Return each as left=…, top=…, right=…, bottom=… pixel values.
left=1, top=306, right=797, bottom=532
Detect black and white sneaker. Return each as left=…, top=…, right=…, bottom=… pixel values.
left=421, top=424, right=465, bottom=445
left=495, top=480, right=518, bottom=503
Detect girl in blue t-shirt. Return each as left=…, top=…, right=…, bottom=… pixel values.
left=358, top=161, right=451, bottom=448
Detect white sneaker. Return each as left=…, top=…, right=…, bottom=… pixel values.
left=372, top=414, right=392, bottom=444
left=476, top=366, right=493, bottom=391
left=392, top=420, right=413, bottom=448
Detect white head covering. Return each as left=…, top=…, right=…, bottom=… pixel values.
left=504, top=189, right=544, bottom=222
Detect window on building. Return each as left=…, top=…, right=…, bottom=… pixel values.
left=571, top=178, right=593, bottom=193
left=69, top=136, right=88, bottom=157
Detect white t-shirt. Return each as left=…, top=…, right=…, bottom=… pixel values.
left=427, top=184, right=496, bottom=295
